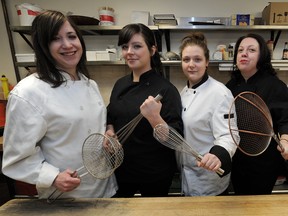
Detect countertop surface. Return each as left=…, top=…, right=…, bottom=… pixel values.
left=1, top=195, right=288, bottom=216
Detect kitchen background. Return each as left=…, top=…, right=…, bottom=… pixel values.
left=1, top=0, right=288, bottom=104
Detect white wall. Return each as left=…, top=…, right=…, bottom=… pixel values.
left=1, top=0, right=288, bottom=87
left=0, top=1, right=16, bottom=85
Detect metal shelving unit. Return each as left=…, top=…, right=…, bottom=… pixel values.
left=3, top=0, right=288, bottom=82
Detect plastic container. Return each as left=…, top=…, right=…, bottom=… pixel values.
left=99, top=7, right=115, bottom=26
left=1, top=75, right=10, bottom=100
left=15, top=3, right=43, bottom=26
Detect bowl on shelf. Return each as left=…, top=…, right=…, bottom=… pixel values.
left=68, top=15, right=100, bottom=25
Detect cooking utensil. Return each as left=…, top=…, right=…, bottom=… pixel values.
left=47, top=94, right=163, bottom=203
left=228, top=91, right=284, bottom=156
left=153, top=123, right=224, bottom=175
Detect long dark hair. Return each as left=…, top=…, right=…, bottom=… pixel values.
left=231, top=33, right=276, bottom=80
left=31, top=10, right=89, bottom=87
left=118, top=23, right=163, bottom=76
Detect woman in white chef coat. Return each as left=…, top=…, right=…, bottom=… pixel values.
left=141, top=32, right=238, bottom=196
left=178, top=32, right=237, bottom=196
left=1, top=10, right=117, bottom=199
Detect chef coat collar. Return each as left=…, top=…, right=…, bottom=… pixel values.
left=187, top=71, right=209, bottom=89
left=59, top=71, right=88, bottom=82
left=130, top=69, right=154, bottom=83
left=236, top=69, right=270, bottom=84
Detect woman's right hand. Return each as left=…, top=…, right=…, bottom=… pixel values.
left=53, top=169, right=81, bottom=192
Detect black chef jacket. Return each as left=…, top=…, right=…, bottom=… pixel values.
left=107, top=70, right=183, bottom=183
left=226, top=70, right=288, bottom=194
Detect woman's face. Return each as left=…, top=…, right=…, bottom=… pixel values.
left=121, top=33, right=155, bottom=75
left=181, top=44, right=208, bottom=87
left=236, top=37, right=260, bottom=80
left=49, top=21, right=83, bottom=76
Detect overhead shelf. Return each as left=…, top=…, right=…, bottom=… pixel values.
left=157, top=25, right=288, bottom=31
left=10, top=24, right=288, bottom=34
left=10, top=25, right=159, bottom=36
left=8, top=23, right=288, bottom=81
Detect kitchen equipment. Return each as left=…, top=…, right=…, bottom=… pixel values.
left=68, top=15, right=99, bottom=25
left=47, top=134, right=123, bottom=203
left=153, top=123, right=224, bottom=175
left=98, top=6, right=115, bottom=26
left=47, top=94, right=162, bottom=203
left=15, top=3, right=43, bottom=26
left=228, top=91, right=284, bottom=156
left=189, top=21, right=223, bottom=25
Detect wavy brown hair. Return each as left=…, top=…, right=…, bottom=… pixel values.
left=31, top=10, right=89, bottom=87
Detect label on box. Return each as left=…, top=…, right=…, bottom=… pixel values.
left=236, top=14, right=250, bottom=25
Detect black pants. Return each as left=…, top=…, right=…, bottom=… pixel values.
left=113, top=179, right=172, bottom=198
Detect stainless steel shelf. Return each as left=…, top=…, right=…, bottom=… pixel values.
left=10, top=25, right=159, bottom=36
left=16, top=60, right=128, bottom=67
left=157, top=25, right=288, bottom=31
left=17, top=59, right=288, bottom=68
left=8, top=23, right=288, bottom=80
left=10, top=25, right=288, bottom=34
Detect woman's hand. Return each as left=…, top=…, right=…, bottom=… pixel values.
left=53, top=169, right=81, bottom=192
left=197, top=153, right=222, bottom=172
left=278, top=136, right=288, bottom=160
left=140, top=96, right=165, bottom=128
left=104, top=125, right=118, bottom=152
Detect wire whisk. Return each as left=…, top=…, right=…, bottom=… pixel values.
left=153, top=123, right=224, bottom=175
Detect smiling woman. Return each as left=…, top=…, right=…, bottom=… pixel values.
left=48, top=21, right=83, bottom=80
left=1, top=10, right=117, bottom=200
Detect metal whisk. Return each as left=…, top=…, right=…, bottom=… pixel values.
left=153, top=124, right=224, bottom=175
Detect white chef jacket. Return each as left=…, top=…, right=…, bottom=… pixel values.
left=2, top=72, right=117, bottom=199
left=179, top=76, right=237, bottom=196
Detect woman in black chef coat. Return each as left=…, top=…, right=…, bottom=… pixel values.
left=106, top=23, right=183, bottom=197
left=226, top=33, right=288, bottom=195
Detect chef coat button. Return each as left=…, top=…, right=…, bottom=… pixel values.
left=98, top=102, right=102, bottom=106
left=184, top=108, right=186, bottom=111
left=193, top=91, right=196, bottom=94
left=80, top=106, right=84, bottom=110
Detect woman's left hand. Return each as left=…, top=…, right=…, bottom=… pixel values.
left=278, top=138, right=288, bottom=160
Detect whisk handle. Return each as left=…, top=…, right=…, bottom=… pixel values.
left=154, top=94, right=163, bottom=102
left=196, top=154, right=224, bottom=176
left=273, top=134, right=285, bottom=152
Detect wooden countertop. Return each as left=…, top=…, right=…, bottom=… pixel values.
left=1, top=195, right=288, bottom=216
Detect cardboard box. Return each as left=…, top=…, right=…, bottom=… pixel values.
left=15, top=53, right=35, bottom=62
left=231, top=14, right=254, bottom=26
left=262, top=2, right=288, bottom=25
left=86, top=51, right=97, bottom=61
left=131, top=11, right=150, bottom=25
left=95, top=51, right=116, bottom=61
